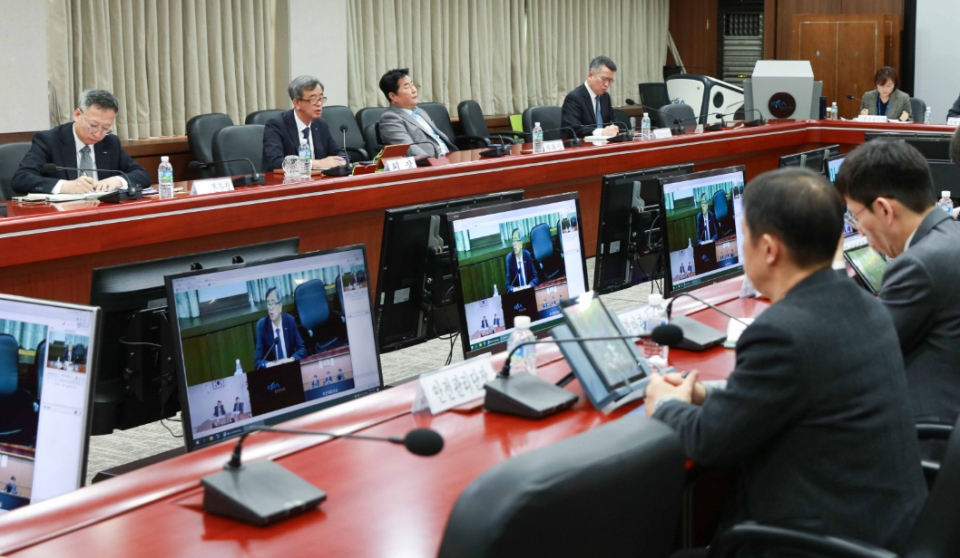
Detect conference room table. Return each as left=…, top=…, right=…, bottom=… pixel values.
left=0, top=277, right=764, bottom=557
left=0, top=119, right=953, bottom=307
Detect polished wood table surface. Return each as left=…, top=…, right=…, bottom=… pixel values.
left=0, top=120, right=950, bottom=307
left=0, top=278, right=764, bottom=557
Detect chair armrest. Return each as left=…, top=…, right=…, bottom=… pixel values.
left=917, top=422, right=953, bottom=440
left=710, top=523, right=897, bottom=558
left=346, top=146, right=369, bottom=163
left=498, top=131, right=531, bottom=142
left=454, top=135, right=493, bottom=150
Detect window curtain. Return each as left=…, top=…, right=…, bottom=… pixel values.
left=0, top=321, right=47, bottom=352
left=498, top=212, right=561, bottom=243
left=47, top=0, right=277, bottom=140
left=245, top=267, right=341, bottom=303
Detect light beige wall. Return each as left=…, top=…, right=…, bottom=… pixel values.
left=281, top=0, right=349, bottom=107
left=0, top=0, right=49, bottom=133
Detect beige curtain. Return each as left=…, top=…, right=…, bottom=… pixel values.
left=347, top=0, right=669, bottom=114
left=47, top=0, right=276, bottom=140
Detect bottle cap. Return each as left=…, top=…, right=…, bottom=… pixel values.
left=943, top=191, right=951, bottom=198
left=513, top=316, right=531, bottom=329
left=648, top=294, right=664, bottom=306
left=161, top=156, right=169, bottom=162
left=643, top=112, right=649, bottom=117
left=534, top=122, right=540, bottom=127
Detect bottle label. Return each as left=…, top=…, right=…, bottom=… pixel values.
left=159, top=170, right=173, bottom=183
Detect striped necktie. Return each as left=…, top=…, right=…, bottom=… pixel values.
left=79, top=146, right=94, bottom=177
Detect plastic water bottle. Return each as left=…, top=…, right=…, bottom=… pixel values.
left=924, top=107, right=933, bottom=124
left=298, top=141, right=312, bottom=176
left=830, top=102, right=838, bottom=121
left=938, top=191, right=953, bottom=214
left=506, top=316, right=538, bottom=376
left=641, top=112, right=652, bottom=140
left=158, top=156, right=174, bottom=199
left=641, top=294, right=669, bottom=370
left=234, top=359, right=243, bottom=376
left=532, top=122, right=544, bottom=154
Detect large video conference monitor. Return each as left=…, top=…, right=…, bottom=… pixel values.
left=594, top=164, right=694, bottom=295
left=865, top=132, right=952, bottom=161
left=375, top=190, right=525, bottom=354
left=166, top=245, right=383, bottom=451
left=660, top=166, right=747, bottom=298
left=88, top=238, right=300, bottom=435
left=0, top=294, right=100, bottom=514
left=448, top=193, right=588, bottom=359
left=778, top=144, right=839, bottom=174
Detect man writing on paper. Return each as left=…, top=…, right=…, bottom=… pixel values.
left=261, top=76, right=348, bottom=173
left=378, top=68, right=458, bottom=158
left=254, top=287, right=307, bottom=369
left=561, top=56, right=620, bottom=138
left=12, top=89, right=151, bottom=195
left=645, top=168, right=926, bottom=554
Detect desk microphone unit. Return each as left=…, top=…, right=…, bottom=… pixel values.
left=664, top=292, right=751, bottom=352
left=41, top=163, right=143, bottom=202
left=188, top=159, right=265, bottom=186
left=321, top=126, right=356, bottom=176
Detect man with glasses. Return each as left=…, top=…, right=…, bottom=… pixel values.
left=254, top=286, right=307, bottom=369
left=378, top=68, right=458, bottom=158
left=12, top=88, right=150, bottom=195
left=836, top=140, right=960, bottom=441
left=505, top=228, right=538, bottom=292
left=561, top=56, right=620, bottom=138
left=261, top=75, right=348, bottom=173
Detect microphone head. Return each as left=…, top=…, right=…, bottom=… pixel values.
left=625, top=98, right=637, bottom=105
left=340, top=124, right=349, bottom=133
left=846, top=94, right=855, bottom=100
left=41, top=163, right=57, bottom=174
left=403, top=428, right=444, bottom=456
left=650, top=324, right=684, bottom=347
left=188, top=160, right=202, bottom=170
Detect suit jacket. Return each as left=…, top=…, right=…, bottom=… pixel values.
left=880, top=210, right=960, bottom=424
left=232, top=402, right=244, bottom=413
left=378, top=105, right=457, bottom=157
left=561, top=83, right=614, bottom=135
left=254, top=313, right=307, bottom=369
left=261, top=109, right=346, bottom=172
left=213, top=405, right=226, bottom=418
left=11, top=122, right=151, bottom=195
left=949, top=91, right=960, bottom=118
left=695, top=210, right=718, bottom=244
left=861, top=89, right=913, bottom=121
left=654, top=269, right=927, bottom=552
left=505, top=249, right=539, bottom=291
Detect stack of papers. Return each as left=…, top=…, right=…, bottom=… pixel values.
left=15, top=191, right=111, bottom=203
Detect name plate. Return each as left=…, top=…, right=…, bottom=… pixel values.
left=542, top=139, right=565, bottom=152
left=948, top=117, right=960, bottom=127
left=652, top=128, right=673, bottom=139
left=616, top=304, right=650, bottom=337
left=382, top=156, right=417, bottom=171
left=856, top=115, right=888, bottom=123
left=190, top=178, right=234, bottom=195
left=412, top=354, right=496, bottom=414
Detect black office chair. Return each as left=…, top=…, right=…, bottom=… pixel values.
left=438, top=416, right=686, bottom=558
left=211, top=125, right=264, bottom=177
left=713, top=190, right=733, bottom=238
left=918, top=421, right=953, bottom=489
left=0, top=142, right=31, bottom=201
left=32, top=339, right=46, bottom=400
left=612, top=108, right=630, bottom=132
left=356, top=107, right=387, bottom=156
left=459, top=100, right=531, bottom=144
left=186, top=113, right=234, bottom=178
left=640, top=82, right=671, bottom=127
left=659, top=103, right=697, bottom=133
left=362, top=123, right=384, bottom=157
left=530, top=223, right=563, bottom=282
left=0, top=333, right=38, bottom=447
left=244, top=109, right=284, bottom=126
left=294, top=279, right=345, bottom=355
left=321, top=105, right=369, bottom=162
left=709, top=413, right=960, bottom=558
left=522, top=106, right=564, bottom=141
left=909, top=98, right=926, bottom=122
left=418, top=102, right=490, bottom=149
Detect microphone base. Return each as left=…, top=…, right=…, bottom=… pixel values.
left=479, top=147, right=511, bottom=158
left=743, top=119, right=763, bottom=127
left=98, top=185, right=143, bottom=204
left=483, top=372, right=578, bottom=419
left=562, top=139, right=582, bottom=148
left=232, top=174, right=266, bottom=187
left=606, top=133, right=632, bottom=143
left=202, top=460, right=327, bottom=527
left=670, top=315, right=727, bottom=352
left=321, top=164, right=354, bottom=177
left=703, top=123, right=724, bottom=132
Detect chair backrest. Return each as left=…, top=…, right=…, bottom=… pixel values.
left=612, top=108, right=630, bottom=131
left=905, top=414, right=960, bottom=557
left=0, top=142, right=31, bottom=201
left=522, top=106, right=564, bottom=141
left=355, top=107, right=387, bottom=135
left=295, top=279, right=331, bottom=331
left=356, top=107, right=387, bottom=155
left=321, top=105, right=368, bottom=160
left=362, top=123, right=384, bottom=156
left=0, top=334, right=19, bottom=396
left=244, top=109, right=284, bottom=126
left=437, top=416, right=686, bottom=558
left=418, top=102, right=458, bottom=142
left=910, top=97, right=925, bottom=122
left=713, top=189, right=729, bottom=220
left=659, top=103, right=696, bottom=130
left=458, top=100, right=491, bottom=138
left=509, top=114, right=524, bottom=133
left=639, top=83, right=670, bottom=112
left=186, top=113, right=234, bottom=166
left=529, top=223, right=555, bottom=264
left=335, top=275, right=344, bottom=314
left=34, top=339, right=46, bottom=398
left=211, top=125, right=264, bottom=177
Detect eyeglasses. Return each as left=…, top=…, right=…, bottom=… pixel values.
left=845, top=201, right=874, bottom=230
left=297, top=95, right=328, bottom=106
left=266, top=300, right=281, bottom=308
left=599, top=76, right=615, bottom=86
left=79, top=112, right=112, bottom=135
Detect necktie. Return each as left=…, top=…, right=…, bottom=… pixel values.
left=704, top=215, right=709, bottom=241
left=595, top=97, right=603, bottom=129
left=302, top=127, right=311, bottom=156
left=79, top=146, right=93, bottom=177
left=275, top=328, right=285, bottom=359
left=518, top=255, right=525, bottom=286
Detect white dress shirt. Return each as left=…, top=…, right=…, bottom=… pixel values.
left=295, top=112, right=314, bottom=158
left=584, top=81, right=601, bottom=129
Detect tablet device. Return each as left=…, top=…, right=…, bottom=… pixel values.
left=844, top=244, right=887, bottom=295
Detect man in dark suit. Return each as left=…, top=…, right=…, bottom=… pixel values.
left=378, top=68, right=458, bottom=158
left=232, top=397, right=244, bottom=414
left=645, top=168, right=927, bottom=553
left=505, top=228, right=539, bottom=292
left=836, top=140, right=960, bottom=431
left=480, top=316, right=489, bottom=329
left=561, top=56, right=620, bottom=137
left=695, top=194, right=718, bottom=244
left=213, top=400, right=226, bottom=418
left=253, top=286, right=307, bottom=369
left=12, top=89, right=151, bottom=195
left=261, top=76, right=347, bottom=173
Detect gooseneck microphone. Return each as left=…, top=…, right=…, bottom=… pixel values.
left=321, top=125, right=356, bottom=176
left=625, top=99, right=700, bottom=134
left=537, top=126, right=582, bottom=147
left=188, top=158, right=265, bottom=186
left=664, top=292, right=751, bottom=326
left=846, top=94, right=862, bottom=102
left=41, top=163, right=143, bottom=203
left=41, top=163, right=137, bottom=188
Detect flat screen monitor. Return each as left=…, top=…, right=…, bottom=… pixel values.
left=777, top=144, right=839, bottom=174
left=167, top=245, right=383, bottom=451
left=448, top=193, right=589, bottom=359
left=825, top=155, right=859, bottom=238
left=865, top=132, right=952, bottom=161
left=0, top=294, right=100, bottom=514
left=594, top=164, right=694, bottom=295
left=375, top=190, right=524, bottom=354
left=929, top=161, right=960, bottom=198
left=660, top=166, right=747, bottom=298
left=88, top=239, right=300, bottom=435
left=844, top=244, right=887, bottom=295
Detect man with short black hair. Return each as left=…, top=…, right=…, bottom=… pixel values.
left=261, top=75, right=347, bottom=172
left=836, top=140, right=960, bottom=430
left=253, top=286, right=307, bottom=369
left=12, top=88, right=151, bottom=195
left=646, top=168, right=926, bottom=553
left=378, top=68, right=457, bottom=158
left=561, top=56, right=620, bottom=137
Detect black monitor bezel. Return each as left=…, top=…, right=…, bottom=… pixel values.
left=447, top=192, right=589, bottom=360
left=825, top=153, right=846, bottom=184
left=164, top=244, right=383, bottom=452
left=659, top=165, right=747, bottom=299
left=777, top=144, right=839, bottom=174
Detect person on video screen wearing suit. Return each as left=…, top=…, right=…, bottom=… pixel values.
left=254, top=286, right=307, bottom=369
left=505, top=228, right=539, bottom=292
left=696, top=194, right=719, bottom=244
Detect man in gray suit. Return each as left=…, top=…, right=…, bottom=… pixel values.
left=836, top=140, right=960, bottom=430
left=377, top=68, right=458, bottom=158
left=645, top=168, right=926, bottom=553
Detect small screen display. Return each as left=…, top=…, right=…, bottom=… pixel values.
left=560, top=293, right=644, bottom=391
left=845, top=245, right=887, bottom=294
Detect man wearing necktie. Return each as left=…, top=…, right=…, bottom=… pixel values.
left=505, top=228, right=540, bottom=292
left=695, top=193, right=719, bottom=245
left=561, top=56, right=620, bottom=138
left=378, top=68, right=459, bottom=158
left=12, top=88, right=151, bottom=195
left=254, top=286, right=307, bottom=369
